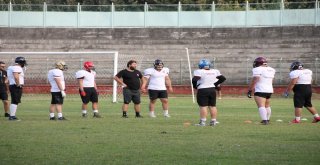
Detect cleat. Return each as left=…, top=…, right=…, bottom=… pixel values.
left=149, top=113, right=156, bottom=118
left=260, top=120, right=270, bottom=124
left=4, top=113, right=10, bottom=117
left=93, top=112, right=102, bottom=118
left=58, top=117, right=67, bottom=121
left=135, top=115, right=143, bottom=118
left=261, top=120, right=269, bottom=125
left=312, top=117, right=320, bottom=123
left=291, top=119, right=300, bottom=124
left=9, top=116, right=20, bottom=121
left=164, top=114, right=171, bottom=118
left=50, top=117, right=56, bottom=120
left=195, top=120, right=206, bottom=126
left=82, top=113, right=87, bottom=118
left=210, top=120, right=220, bottom=125
left=122, top=115, right=128, bottom=118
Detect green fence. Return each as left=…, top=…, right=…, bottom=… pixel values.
left=0, top=1, right=319, bottom=28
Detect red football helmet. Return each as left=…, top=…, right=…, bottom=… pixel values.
left=84, top=61, right=95, bottom=71
left=253, top=57, right=267, bottom=68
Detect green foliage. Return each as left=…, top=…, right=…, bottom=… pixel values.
left=0, top=96, right=319, bottom=164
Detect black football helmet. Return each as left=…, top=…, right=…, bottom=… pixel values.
left=290, top=61, right=303, bottom=71
left=15, top=57, right=27, bottom=67
left=253, top=57, right=267, bottom=68
left=153, top=59, right=164, bottom=69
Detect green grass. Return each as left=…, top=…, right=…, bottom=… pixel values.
left=0, top=95, right=319, bottom=165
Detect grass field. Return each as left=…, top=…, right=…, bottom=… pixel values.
left=0, top=95, right=319, bottom=165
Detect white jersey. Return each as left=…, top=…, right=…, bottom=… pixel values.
left=75, top=70, right=96, bottom=87
left=7, top=65, right=24, bottom=85
left=144, top=67, right=169, bottom=90
left=252, top=66, right=275, bottom=93
left=48, top=69, right=65, bottom=92
left=194, top=69, right=221, bottom=89
left=289, top=69, right=312, bottom=84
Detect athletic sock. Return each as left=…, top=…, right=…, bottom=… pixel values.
left=10, top=104, right=17, bottom=117
left=163, top=110, right=169, bottom=115
left=266, top=107, right=272, bottom=120
left=314, top=114, right=319, bottom=118
left=295, top=116, right=301, bottom=121
left=82, top=110, right=87, bottom=114
left=49, top=113, right=55, bottom=118
left=58, top=113, right=63, bottom=118
left=258, top=107, right=267, bottom=120
left=93, top=110, right=98, bottom=113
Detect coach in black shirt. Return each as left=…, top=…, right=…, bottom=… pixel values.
left=0, top=61, right=10, bottom=117
left=114, top=60, right=145, bottom=118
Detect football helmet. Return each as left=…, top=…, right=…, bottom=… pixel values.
left=55, top=61, right=68, bottom=71
left=153, top=59, right=164, bottom=69
left=253, top=57, right=267, bottom=68
left=84, top=61, right=95, bottom=71
left=198, top=59, right=211, bottom=69
left=15, top=57, right=27, bottom=67
left=290, top=61, right=303, bottom=71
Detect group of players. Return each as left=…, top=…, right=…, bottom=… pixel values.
left=0, top=56, right=319, bottom=125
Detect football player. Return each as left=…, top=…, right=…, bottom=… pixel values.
left=192, top=59, right=226, bottom=126
left=285, top=61, right=320, bottom=123
left=114, top=60, right=144, bottom=118
left=76, top=61, right=101, bottom=118
left=0, top=61, right=10, bottom=117
left=141, top=59, right=173, bottom=118
left=7, top=57, right=27, bottom=121
left=47, top=61, right=68, bottom=120
left=247, top=57, right=275, bottom=125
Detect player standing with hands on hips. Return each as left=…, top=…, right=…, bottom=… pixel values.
left=7, top=57, right=27, bottom=121
left=47, top=61, right=68, bottom=120
left=247, top=57, right=275, bottom=125
left=76, top=61, right=101, bottom=118
left=192, top=59, right=226, bottom=126
left=114, top=60, right=144, bottom=118
left=284, top=61, right=320, bottom=123
left=141, top=59, right=173, bottom=118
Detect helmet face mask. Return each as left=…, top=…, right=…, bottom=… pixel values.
left=55, top=61, right=68, bottom=71
left=198, top=59, right=211, bottom=69
left=290, top=61, right=303, bottom=71
left=15, top=57, right=27, bottom=67
left=84, top=61, right=95, bottom=71
left=253, top=57, right=267, bottom=68
left=153, top=59, right=164, bottom=70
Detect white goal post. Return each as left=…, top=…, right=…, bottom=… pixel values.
left=0, top=51, right=119, bottom=103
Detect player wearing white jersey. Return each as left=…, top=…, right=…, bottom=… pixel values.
left=247, top=57, right=275, bottom=125
left=192, top=59, right=226, bottom=126
left=285, top=61, right=320, bottom=123
left=47, top=61, right=67, bottom=121
left=141, top=59, right=173, bottom=118
left=75, top=61, right=101, bottom=118
left=7, top=57, right=27, bottom=121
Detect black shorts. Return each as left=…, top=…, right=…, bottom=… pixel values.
left=80, top=87, right=98, bottom=104
left=51, top=92, right=64, bottom=104
left=9, top=85, right=23, bottom=104
left=0, top=90, right=8, bottom=100
left=148, top=90, right=168, bottom=100
left=254, top=92, right=272, bottom=99
left=293, top=84, right=312, bottom=108
left=123, top=88, right=141, bottom=104
left=197, top=87, right=216, bottom=107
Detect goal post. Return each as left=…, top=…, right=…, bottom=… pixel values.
left=0, top=51, right=119, bottom=102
